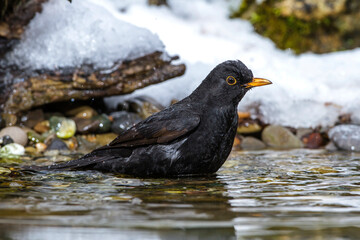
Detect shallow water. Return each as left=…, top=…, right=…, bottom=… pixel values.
left=1, top=149, right=360, bottom=240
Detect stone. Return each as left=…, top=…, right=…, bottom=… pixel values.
left=33, top=120, right=50, bottom=133
left=66, top=106, right=98, bottom=119
left=0, top=126, right=27, bottom=146
left=46, top=138, right=69, bottom=151
left=237, top=111, right=251, bottom=119
left=328, top=124, right=360, bottom=151
left=49, top=116, right=76, bottom=139
left=1, top=113, right=17, bottom=126
left=240, top=136, right=267, bottom=150
left=125, top=96, right=164, bottom=119
left=237, top=119, right=262, bottom=134
left=1, top=135, right=14, bottom=146
left=27, top=130, right=45, bottom=144
left=74, top=114, right=111, bottom=134
left=302, top=132, right=323, bottom=149
left=0, top=143, right=25, bottom=155
left=35, top=142, right=47, bottom=153
left=262, top=125, right=303, bottom=149
left=110, top=111, right=142, bottom=134
left=21, top=108, right=44, bottom=128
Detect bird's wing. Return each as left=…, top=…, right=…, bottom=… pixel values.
left=101, top=109, right=201, bottom=149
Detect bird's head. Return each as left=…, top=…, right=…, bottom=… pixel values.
left=198, top=60, right=272, bottom=105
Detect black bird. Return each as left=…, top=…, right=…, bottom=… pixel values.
left=31, top=60, right=271, bottom=177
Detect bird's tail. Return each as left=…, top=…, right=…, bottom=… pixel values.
left=24, top=151, right=111, bottom=172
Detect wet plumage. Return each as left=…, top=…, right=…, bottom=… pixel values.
left=28, top=60, right=271, bottom=177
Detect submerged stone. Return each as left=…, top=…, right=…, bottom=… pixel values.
left=33, top=120, right=50, bottom=134
left=262, top=125, right=303, bottom=149
left=328, top=124, right=360, bottom=152
left=74, top=114, right=111, bottom=134
left=0, top=126, right=28, bottom=146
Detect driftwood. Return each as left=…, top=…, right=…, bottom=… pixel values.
left=0, top=0, right=186, bottom=120
left=0, top=52, right=185, bottom=114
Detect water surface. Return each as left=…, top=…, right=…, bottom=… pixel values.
left=1, top=149, right=360, bottom=239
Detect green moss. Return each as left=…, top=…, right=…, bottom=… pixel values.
left=232, top=0, right=338, bottom=54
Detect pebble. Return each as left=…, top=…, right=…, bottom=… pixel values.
left=237, top=120, right=262, bottom=134
left=33, top=120, right=50, bottom=133
left=262, top=125, right=303, bottom=149
left=122, top=96, right=164, bottom=119
left=27, top=130, right=45, bottom=144
left=49, top=116, right=76, bottom=139
left=75, top=114, right=111, bottom=133
left=1, top=135, right=14, bottom=146
left=2, top=113, right=17, bottom=126
left=240, top=136, right=267, bottom=150
left=328, top=124, right=360, bottom=151
left=66, top=106, right=98, bottom=119
left=0, top=143, right=25, bottom=155
left=35, top=142, right=47, bottom=152
left=0, top=126, right=28, bottom=146
left=111, top=111, right=142, bottom=134
left=302, top=132, right=323, bottom=149
left=21, top=109, right=44, bottom=128
left=46, top=138, right=69, bottom=151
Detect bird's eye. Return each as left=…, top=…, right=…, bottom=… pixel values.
left=226, top=76, right=237, bottom=85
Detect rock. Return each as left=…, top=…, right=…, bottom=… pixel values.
left=66, top=106, right=98, bottom=119
left=325, top=141, right=338, bottom=151
left=237, top=119, right=262, bottom=134
left=302, top=132, right=324, bottom=149
left=35, top=142, right=47, bottom=153
left=49, top=116, right=76, bottom=139
left=124, top=96, right=164, bottom=119
left=1, top=113, right=17, bottom=126
left=262, top=125, right=303, bottom=149
left=328, top=124, right=360, bottom=151
left=27, top=130, right=45, bottom=144
left=46, top=138, right=69, bottom=151
left=33, top=120, right=50, bottom=133
left=86, top=133, right=117, bottom=146
left=21, top=108, right=44, bottom=128
left=74, top=114, right=111, bottom=134
left=0, top=126, right=27, bottom=146
left=0, top=143, right=25, bottom=155
left=240, top=136, right=267, bottom=150
left=233, top=0, right=360, bottom=54
left=1, top=135, right=14, bottom=146
left=111, top=111, right=142, bottom=134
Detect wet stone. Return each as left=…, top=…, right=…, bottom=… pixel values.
left=27, top=130, right=45, bottom=144
left=111, top=111, right=142, bottom=134
left=66, top=106, right=98, bottom=119
left=1, top=113, right=17, bottom=126
left=74, top=114, right=111, bottom=134
left=237, top=119, right=262, bottom=134
left=33, top=120, right=50, bottom=134
left=328, top=124, right=360, bottom=152
left=123, top=96, right=164, bottom=119
left=46, top=138, right=69, bottom=151
left=21, top=109, right=44, bottom=128
left=0, top=143, right=25, bottom=155
left=49, top=116, right=76, bottom=139
left=262, top=125, right=303, bottom=149
left=0, top=126, right=28, bottom=146
left=302, top=132, right=324, bottom=149
left=240, top=137, right=267, bottom=150
left=1, top=135, right=14, bottom=146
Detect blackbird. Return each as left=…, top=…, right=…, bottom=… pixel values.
left=30, top=60, right=271, bottom=177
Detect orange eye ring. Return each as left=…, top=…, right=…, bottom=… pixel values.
left=226, top=76, right=237, bottom=85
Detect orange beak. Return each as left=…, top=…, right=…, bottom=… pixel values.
left=245, top=78, right=272, bottom=88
